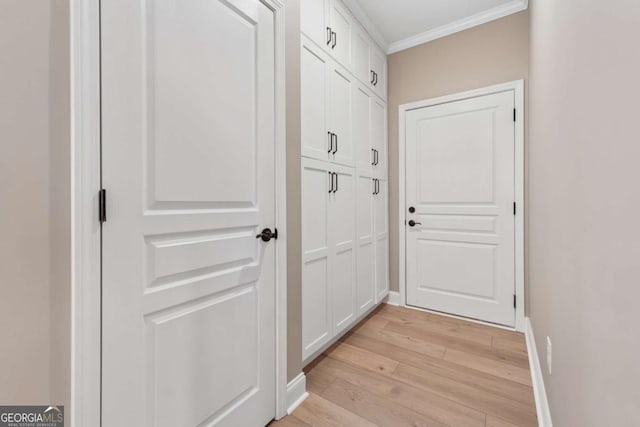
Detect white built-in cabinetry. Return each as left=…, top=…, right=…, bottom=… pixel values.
left=301, top=0, right=389, bottom=362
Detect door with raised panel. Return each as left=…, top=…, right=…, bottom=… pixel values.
left=300, top=0, right=327, bottom=48
left=301, top=38, right=330, bottom=162
left=405, top=91, right=516, bottom=326
left=356, top=173, right=375, bottom=314
left=370, top=47, right=386, bottom=100
left=301, top=158, right=332, bottom=359
left=374, top=177, right=389, bottom=301
left=353, top=84, right=372, bottom=170
left=352, top=25, right=371, bottom=85
left=328, top=0, right=352, bottom=68
left=329, top=166, right=357, bottom=334
left=101, top=1, right=277, bottom=426
left=371, top=97, right=387, bottom=172
left=328, top=61, right=354, bottom=166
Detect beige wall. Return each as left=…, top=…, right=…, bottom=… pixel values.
left=387, top=11, right=529, bottom=293
left=285, top=0, right=303, bottom=382
left=528, top=0, right=640, bottom=424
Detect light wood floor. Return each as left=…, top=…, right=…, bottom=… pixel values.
left=271, top=304, right=537, bottom=427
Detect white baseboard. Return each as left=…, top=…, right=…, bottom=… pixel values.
left=285, top=372, right=309, bottom=415
left=385, top=291, right=401, bottom=306
left=525, top=317, right=553, bottom=426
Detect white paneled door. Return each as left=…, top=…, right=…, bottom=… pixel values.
left=405, top=91, right=516, bottom=326
left=101, top=1, right=278, bottom=426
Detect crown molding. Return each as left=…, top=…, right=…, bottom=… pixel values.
left=387, top=0, right=528, bottom=54
left=342, top=0, right=390, bottom=52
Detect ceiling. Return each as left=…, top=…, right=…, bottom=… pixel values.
left=344, top=0, right=528, bottom=54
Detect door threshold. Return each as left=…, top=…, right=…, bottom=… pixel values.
left=399, top=303, right=517, bottom=332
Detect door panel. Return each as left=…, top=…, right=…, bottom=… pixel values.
left=101, top=1, right=276, bottom=426
left=370, top=47, right=386, bottom=100
left=300, top=0, right=327, bottom=48
left=405, top=91, right=515, bottom=326
left=301, top=159, right=331, bottom=358
left=371, top=97, right=386, bottom=172
left=352, top=25, right=371, bottom=85
left=328, top=63, right=353, bottom=166
left=301, top=39, right=329, bottom=162
left=330, top=167, right=356, bottom=333
left=328, top=0, right=351, bottom=69
left=356, top=174, right=375, bottom=313
left=375, top=178, right=389, bottom=301
left=353, top=85, right=372, bottom=170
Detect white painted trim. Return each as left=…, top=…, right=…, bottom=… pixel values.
left=70, top=0, right=288, bottom=424
left=70, top=0, right=101, bottom=425
left=386, top=0, right=528, bottom=54
left=341, top=0, right=389, bottom=53
left=384, top=291, right=401, bottom=306
left=525, top=318, right=553, bottom=426
left=285, top=373, right=309, bottom=415
left=398, top=80, right=526, bottom=332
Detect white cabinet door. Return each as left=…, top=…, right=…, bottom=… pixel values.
left=301, top=158, right=332, bottom=359
left=374, top=177, right=389, bottom=302
left=352, top=24, right=371, bottom=85
left=330, top=165, right=357, bottom=334
left=101, top=1, right=277, bottom=425
left=356, top=172, right=375, bottom=315
left=353, top=84, right=372, bottom=170
left=328, top=0, right=352, bottom=69
left=301, top=0, right=329, bottom=49
left=370, top=46, right=386, bottom=100
left=328, top=61, right=354, bottom=166
left=371, top=97, right=387, bottom=173
left=301, top=38, right=330, bottom=162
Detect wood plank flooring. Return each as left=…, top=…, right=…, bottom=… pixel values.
left=271, top=304, right=537, bottom=427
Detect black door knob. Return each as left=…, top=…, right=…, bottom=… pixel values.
left=408, top=206, right=415, bottom=213
left=256, top=228, right=278, bottom=242
left=408, top=220, right=421, bottom=227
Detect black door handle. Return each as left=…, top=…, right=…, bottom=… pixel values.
left=257, top=228, right=278, bottom=242
left=408, top=220, right=421, bottom=227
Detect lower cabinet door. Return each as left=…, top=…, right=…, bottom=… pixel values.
left=356, top=172, right=375, bottom=315
left=375, top=177, right=389, bottom=301
left=302, top=158, right=331, bottom=359
left=330, top=165, right=357, bottom=335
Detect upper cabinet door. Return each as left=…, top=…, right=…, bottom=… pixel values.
left=328, top=0, right=352, bottom=69
left=370, top=46, right=387, bottom=101
left=351, top=24, right=371, bottom=85
left=353, top=84, right=372, bottom=170
left=301, top=0, right=329, bottom=48
left=301, top=39, right=330, bottom=162
left=371, top=97, right=387, bottom=173
left=328, top=61, right=354, bottom=167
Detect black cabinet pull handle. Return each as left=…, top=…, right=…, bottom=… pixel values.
left=333, top=134, right=338, bottom=154
left=327, top=131, right=333, bottom=153
left=377, top=179, right=380, bottom=194
left=334, top=172, right=338, bottom=193
left=375, top=149, right=379, bottom=165
left=374, top=71, right=378, bottom=86
left=371, top=70, right=375, bottom=84
left=332, top=31, right=337, bottom=49
left=372, top=178, right=376, bottom=195
left=328, top=171, right=333, bottom=193
left=326, top=27, right=332, bottom=45
left=371, top=148, right=375, bottom=165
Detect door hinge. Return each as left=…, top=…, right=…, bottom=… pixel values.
left=99, top=189, right=107, bottom=223
left=514, top=294, right=517, bottom=308
left=513, top=202, right=516, bottom=215
left=513, top=108, right=516, bottom=122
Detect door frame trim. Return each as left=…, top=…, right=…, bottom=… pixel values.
left=70, top=1, right=288, bottom=425
left=398, top=80, right=525, bottom=332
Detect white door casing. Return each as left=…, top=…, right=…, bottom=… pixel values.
left=404, top=89, right=517, bottom=327
left=100, top=1, right=281, bottom=426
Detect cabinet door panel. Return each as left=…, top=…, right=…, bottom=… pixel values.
left=330, top=168, right=356, bottom=333
left=371, top=97, right=387, bottom=172
left=301, top=41, right=329, bottom=162
left=353, top=85, right=372, bottom=170
left=328, top=0, right=352, bottom=69
left=375, top=178, right=389, bottom=301
left=370, top=47, right=386, bottom=100
left=328, top=64, right=354, bottom=166
left=357, top=174, right=375, bottom=314
left=352, top=25, right=371, bottom=84
left=301, top=0, right=328, bottom=48
left=302, top=160, right=331, bottom=358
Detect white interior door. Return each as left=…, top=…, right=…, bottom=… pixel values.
left=405, top=91, right=515, bottom=326
left=101, top=1, right=278, bottom=426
